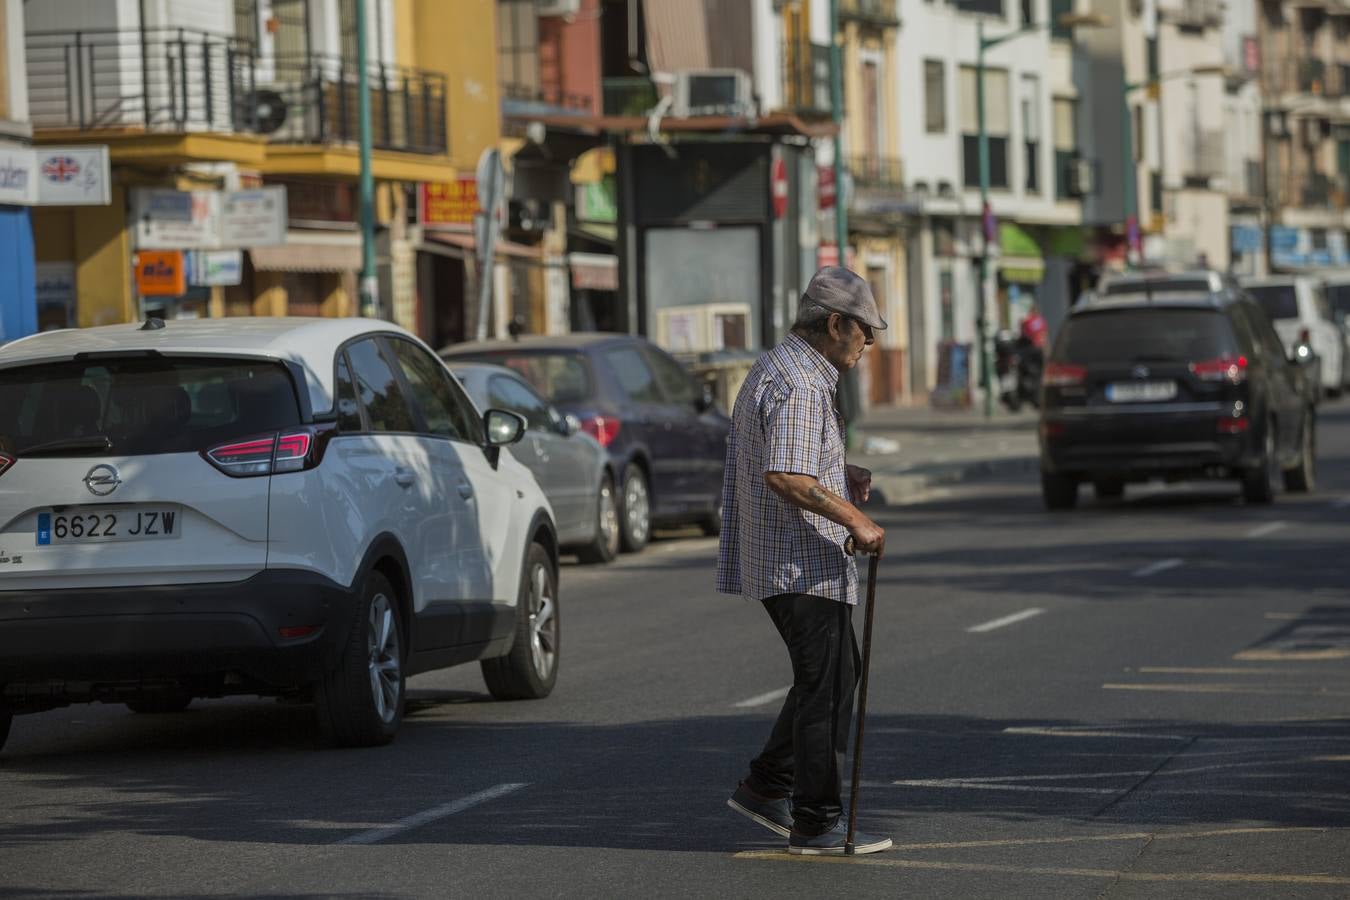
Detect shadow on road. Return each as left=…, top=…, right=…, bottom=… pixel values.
left=3, top=704, right=1350, bottom=854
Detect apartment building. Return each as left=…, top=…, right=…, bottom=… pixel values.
left=1258, top=0, right=1350, bottom=269
left=898, top=0, right=1093, bottom=394
left=23, top=0, right=496, bottom=332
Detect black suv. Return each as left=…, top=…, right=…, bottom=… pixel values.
left=1039, top=284, right=1316, bottom=509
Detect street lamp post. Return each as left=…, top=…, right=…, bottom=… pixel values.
left=356, top=0, right=379, bottom=319
left=974, top=14, right=1104, bottom=417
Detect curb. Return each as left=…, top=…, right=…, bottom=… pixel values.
left=868, top=455, right=1039, bottom=506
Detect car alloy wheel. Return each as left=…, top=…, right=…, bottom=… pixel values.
left=622, top=465, right=651, bottom=550
left=599, top=479, right=620, bottom=557
left=527, top=561, right=558, bottom=681
left=368, top=591, right=402, bottom=725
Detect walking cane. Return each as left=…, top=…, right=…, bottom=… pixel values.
left=842, top=535, right=880, bottom=856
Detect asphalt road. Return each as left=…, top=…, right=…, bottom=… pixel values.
left=4, top=403, right=1350, bottom=899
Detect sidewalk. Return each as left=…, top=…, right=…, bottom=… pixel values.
left=851, top=403, right=1040, bottom=505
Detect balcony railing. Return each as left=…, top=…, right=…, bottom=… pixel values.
left=1277, top=171, right=1349, bottom=210
left=602, top=77, right=657, bottom=116
left=27, top=27, right=248, bottom=132
left=839, top=0, right=901, bottom=26
left=501, top=82, right=593, bottom=116
left=1264, top=56, right=1345, bottom=99
left=25, top=28, right=448, bottom=154
left=848, top=155, right=904, bottom=190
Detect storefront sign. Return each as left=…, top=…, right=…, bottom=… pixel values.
left=189, top=250, right=244, bottom=286
left=221, top=187, right=287, bottom=246
left=134, top=250, right=187, bottom=296
left=419, top=178, right=479, bottom=227
left=818, top=166, right=836, bottom=210
left=133, top=190, right=222, bottom=249
left=0, top=145, right=37, bottom=205
left=568, top=252, right=618, bottom=291
left=771, top=158, right=788, bottom=219
left=37, top=146, right=111, bottom=206
left=576, top=176, right=617, bottom=224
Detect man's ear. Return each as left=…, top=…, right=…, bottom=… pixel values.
left=826, top=313, right=845, bottom=341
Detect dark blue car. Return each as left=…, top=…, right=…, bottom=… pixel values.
left=441, top=334, right=729, bottom=551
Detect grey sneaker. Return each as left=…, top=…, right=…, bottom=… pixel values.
left=727, top=782, right=792, bottom=837
left=788, top=818, right=892, bottom=856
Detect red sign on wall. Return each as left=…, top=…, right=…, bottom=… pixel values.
left=419, top=178, right=479, bottom=228
left=771, top=157, right=788, bottom=219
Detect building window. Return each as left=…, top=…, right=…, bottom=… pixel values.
left=954, top=0, right=1005, bottom=16
left=924, top=60, right=946, bottom=133
left=961, top=66, right=1010, bottom=189
left=1022, top=75, right=1041, bottom=193
left=1050, top=0, right=1074, bottom=39
left=1053, top=96, right=1077, bottom=199
left=1132, top=105, right=1144, bottom=162
left=498, top=0, right=541, bottom=99
left=1149, top=169, right=1163, bottom=216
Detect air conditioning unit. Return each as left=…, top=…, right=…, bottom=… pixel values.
left=538, top=0, right=581, bottom=15
left=234, top=87, right=306, bottom=141
left=672, top=69, right=754, bottom=118
left=654, top=303, right=752, bottom=353
left=1068, top=157, right=1096, bottom=197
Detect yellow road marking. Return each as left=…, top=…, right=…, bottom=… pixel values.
left=874, top=826, right=1324, bottom=852
left=1138, top=666, right=1333, bottom=675
left=1103, top=682, right=1350, bottom=696
left=734, top=854, right=1350, bottom=885
left=1235, top=649, right=1350, bottom=661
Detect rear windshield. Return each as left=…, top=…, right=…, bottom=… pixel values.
left=1247, top=285, right=1300, bottom=320
left=448, top=352, right=592, bottom=405
left=1055, top=309, right=1236, bottom=365
left=0, top=356, right=301, bottom=456
left=1327, top=284, right=1350, bottom=318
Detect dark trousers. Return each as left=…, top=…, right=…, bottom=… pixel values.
left=744, top=592, right=859, bottom=835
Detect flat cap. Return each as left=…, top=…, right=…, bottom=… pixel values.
left=804, top=266, right=888, bottom=331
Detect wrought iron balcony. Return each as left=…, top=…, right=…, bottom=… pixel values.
left=848, top=155, right=904, bottom=190
left=25, top=28, right=448, bottom=154
left=839, top=0, right=901, bottom=27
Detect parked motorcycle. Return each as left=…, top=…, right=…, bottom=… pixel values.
left=994, top=330, right=1042, bottom=411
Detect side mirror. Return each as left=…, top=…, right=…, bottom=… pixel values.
left=554, top=410, right=577, bottom=437
left=484, top=409, right=527, bottom=446
left=696, top=381, right=716, bottom=413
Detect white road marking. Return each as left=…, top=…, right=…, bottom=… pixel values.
left=1246, top=521, right=1288, bottom=539
left=734, top=686, right=790, bottom=708
left=337, top=783, right=528, bottom=845
left=1003, top=726, right=1191, bottom=741
left=1132, top=558, right=1184, bottom=578
left=967, top=608, right=1046, bottom=634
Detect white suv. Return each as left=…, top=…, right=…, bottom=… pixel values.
left=0, top=318, right=560, bottom=750
left=1242, top=275, right=1346, bottom=399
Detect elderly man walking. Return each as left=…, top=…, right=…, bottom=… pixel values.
left=718, top=267, right=892, bottom=855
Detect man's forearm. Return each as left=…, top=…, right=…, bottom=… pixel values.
left=764, top=472, right=864, bottom=530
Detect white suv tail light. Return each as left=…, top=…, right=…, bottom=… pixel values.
left=204, top=428, right=326, bottom=477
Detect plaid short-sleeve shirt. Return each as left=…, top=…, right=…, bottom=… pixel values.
left=716, top=333, right=858, bottom=605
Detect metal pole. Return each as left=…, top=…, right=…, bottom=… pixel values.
left=356, top=0, right=380, bottom=318
left=977, top=23, right=993, bottom=418
left=1121, top=82, right=1138, bottom=267
left=830, top=0, right=847, bottom=258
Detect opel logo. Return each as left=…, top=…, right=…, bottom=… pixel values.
left=1132, top=365, right=1150, bottom=379
left=83, top=464, right=122, bottom=497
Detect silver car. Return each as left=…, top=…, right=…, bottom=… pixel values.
left=451, top=362, right=621, bottom=564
